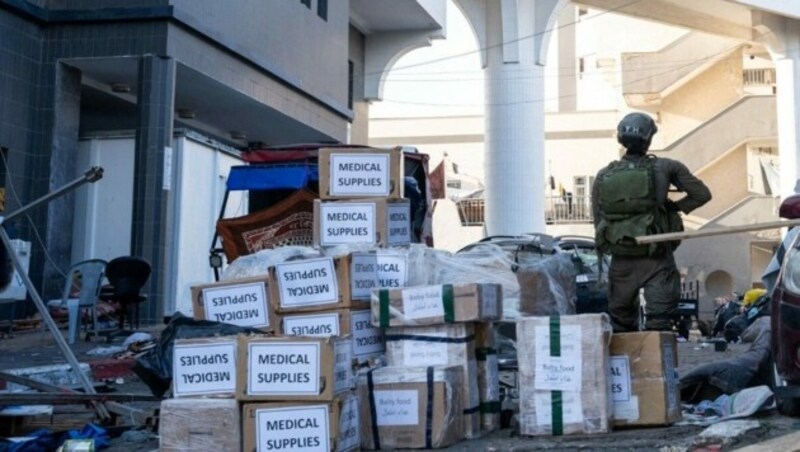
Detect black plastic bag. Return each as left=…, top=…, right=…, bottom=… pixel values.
left=132, top=312, right=262, bottom=397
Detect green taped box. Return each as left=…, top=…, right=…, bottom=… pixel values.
left=517, top=314, right=613, bottom=436
left=371, top=283, right=502, bottom=328
left=384, top=323, right=481, bottom=439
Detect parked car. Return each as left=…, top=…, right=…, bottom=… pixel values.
left=457, top=233, right=609, bottom=314
left=769, top=230, right=800, bottom=415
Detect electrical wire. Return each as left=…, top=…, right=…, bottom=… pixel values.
left=365, top=0, right=646, bottom=76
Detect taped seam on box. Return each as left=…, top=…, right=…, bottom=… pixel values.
left=549, top=315, right=564, bottom=436
left=384, top=334, right=475, bottom=344
left=443, top=284, right=454, bottom=323
left=425, top=366, right=434, bottom=449
left=475, top=347, right=497, bottom=361
left=367, top=368, right=381, bottom=450
left=379, top=290, right=390, bottom=328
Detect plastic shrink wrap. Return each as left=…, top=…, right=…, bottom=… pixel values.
left=370, top=283, right=502, bottom=327
left=159, top=399, right=240, bottom=451
left=516, top=253, right=578, bottom=316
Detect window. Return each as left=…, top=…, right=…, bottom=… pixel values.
left=447, top=180, right=462, bottom=189
left=317, top=0, right=327, bottom=20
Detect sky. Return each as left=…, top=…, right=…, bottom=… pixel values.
left=369, top=1, right=485, bottom=118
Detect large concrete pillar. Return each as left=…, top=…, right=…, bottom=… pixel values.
left=458, top=0, right=563, bottom=235
left=757, top=13, right=800, bottom=198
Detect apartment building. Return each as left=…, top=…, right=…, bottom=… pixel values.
left=369, top=3, right=784, bottom=318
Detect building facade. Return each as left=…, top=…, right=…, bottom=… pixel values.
left=0, top=0, right=445, bottom=322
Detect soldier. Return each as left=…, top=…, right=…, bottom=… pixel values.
left=592, top=112, right=711, bottom=332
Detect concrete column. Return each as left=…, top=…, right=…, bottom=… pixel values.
left=481, top=0, right=554, bottom=235
left=557, top=4, right=577, bottom=112
left=44, top=63, right=81, bottom=296
left=133, top=55, right=175, bottom=322
left=775, top=46, right=800, bottom=197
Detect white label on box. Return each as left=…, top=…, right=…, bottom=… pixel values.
left=350, top=310, right=384, bottom=357
left=402, top=286, right=445, bottom=320
left=202, top=282, right=269, bottom=328
left=329, top=153, right=391, bottom=197
left=247, top=342, right=320, bottom=395
left=276, top=258, right=338, bottom=307
left=534, top=391, right=584, bottom=426
left=609, top=355, right=631, bottom=402
left=172, top=342, right=236, bottom=396
left=401, top=332, right=449, bottom=366
left=350, top=253, right=407, bottom=300
left=663, top=343, right=679, bottom=411
left=375, top=390, right=419, bottom=426
left=320, top=203, right=377, bottom=245
left=614, top=395, right=640, bottom=421
left=283, top=312, right=340, bottom=337
left=333, top=339, right=354, bottom=393
left=481, top=285, right=498, bottom=318
left=533, top=325, right=583, bottom=392
left=387, top=203, right=411, bottom=245
left=338, top=395, right=360, bottom=452
left=256, top=405, right=329, bottom=452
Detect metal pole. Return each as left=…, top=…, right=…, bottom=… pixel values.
left=3, top=167, right=103, bottom=222
left=636, top=218, right=800, bottom=245
left=0, top=166, right=109, bottom=420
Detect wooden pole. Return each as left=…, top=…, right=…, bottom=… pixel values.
left=636, top=219, right=800, bottom=245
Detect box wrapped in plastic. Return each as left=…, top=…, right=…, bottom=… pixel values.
left=221, top=245, right=323, bottom=280
left=371, top=283, right=502, bottom=327
left=384, top=324, right=480, bottom=438
left=475, top=322, right=500, bottom=432
left=407, top=244, right=520, bottom=318
left=517, top=314, right=612, bottom=436
left=516, top=253, right=578, bottom=316
left=357, top=365, right=464, bottom=449
left=159, top=399, right=240, bottom=451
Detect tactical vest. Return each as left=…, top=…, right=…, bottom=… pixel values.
left=595, top=155, right=673, bottom=257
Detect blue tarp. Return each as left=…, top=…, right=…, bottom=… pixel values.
left=226, top=164, right=318, bottom=191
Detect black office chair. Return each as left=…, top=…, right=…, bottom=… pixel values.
left=104, top=256, right=151, bottom=336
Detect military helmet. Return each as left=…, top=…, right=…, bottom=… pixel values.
left=779, top=194, right=800, bottom=219
left=617, top=112, right=658, bottom=150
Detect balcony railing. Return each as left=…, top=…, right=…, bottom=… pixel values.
left=455, top=196, right=594, bottom=226
left=743, top=68, right=775, bottom=86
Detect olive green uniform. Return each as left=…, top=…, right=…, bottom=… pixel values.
left=592, top=154, right=711, bottom=332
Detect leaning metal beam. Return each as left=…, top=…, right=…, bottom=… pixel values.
left=0, top=166, right=109, bottom=420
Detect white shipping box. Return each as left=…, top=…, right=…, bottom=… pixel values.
left=517, top=314, right=613, bottom=436
left=172, top=337, right=237, bottom=398
left=476, top=322, right=501, bottom=432
left=160, top=399, right=240, bottom=451
left=384, top=323, right=481, bottom=438
left=278, top=309, right=385, bottom=362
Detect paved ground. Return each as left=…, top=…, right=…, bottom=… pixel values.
left=2, top=328, right=798, bottom=451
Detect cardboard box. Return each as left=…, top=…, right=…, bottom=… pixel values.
left=191, top=277, right=276, bottom=331
left=160, top=399, right=240, bottom=451
left=242, top=392, right=360, bottom=452
left=319, top=147, right=404, bottom=200
left=348, top=250, right=408, bottom=301
left=313, top=198, right=411, bottom=248
left=236, top=335, right=353, bottom=402
left=475, top=323, right=501, bottom=433
left=371, top=283, right=502, bottom=327
left=357, top=366, right=464, bottom=449
left=172, top=337, right=237, bottom=398
left=609, top=332, right=681, bottom=427
left=384, top=323, right=481, bottom=439
left=517, top=314, right=613, bottom=436
left=268, top=256, right=368, bottom=313
left=279, top=309, right=385, bottom=361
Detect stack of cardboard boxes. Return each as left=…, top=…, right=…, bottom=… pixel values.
left=358, top=282, right=503, bottom=448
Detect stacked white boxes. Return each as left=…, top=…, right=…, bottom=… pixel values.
left=364, top=282, right=503, bottom=446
